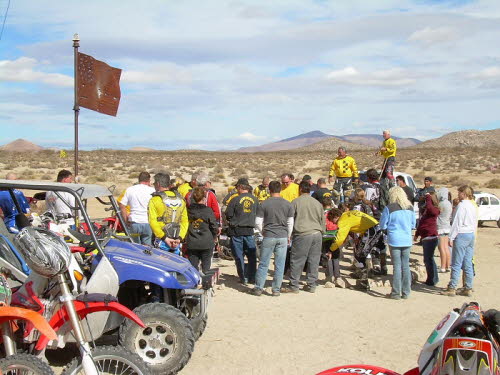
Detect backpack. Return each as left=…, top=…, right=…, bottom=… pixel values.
left=154, top=190, right=185, bottom=239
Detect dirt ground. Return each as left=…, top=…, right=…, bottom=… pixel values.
left=180, top=224, right=499, bottom=375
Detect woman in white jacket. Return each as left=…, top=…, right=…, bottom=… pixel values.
left=443, top=185, right=477, bottom=297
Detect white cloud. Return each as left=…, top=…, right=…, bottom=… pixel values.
left=122, top=63, right=192, bottom=85
left=326, top=67, right=417, bottom=87
left=469, top=66, right=500, bottom=88
left=0, top=58, right=72, bottom=87
left=408, top=26, right=460, bottom=46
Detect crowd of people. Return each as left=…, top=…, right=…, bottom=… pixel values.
left=0, top=130, right=479, bottom=300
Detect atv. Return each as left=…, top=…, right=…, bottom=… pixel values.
left=0, top=179, right=217, bottom=375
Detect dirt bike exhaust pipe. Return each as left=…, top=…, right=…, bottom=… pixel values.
left=57, top=273, right=99, bottom=375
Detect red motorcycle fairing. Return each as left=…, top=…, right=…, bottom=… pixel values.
left=317, top=364, right=402, bottom=375
left=35, top=300, right=145, bottom=350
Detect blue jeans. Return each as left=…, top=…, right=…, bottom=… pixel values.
left=389, top=246, right=411, bottom=298
left=129, top=222, right=153, bottom=245
left=255, top=237, right=288, bottom=293
left=449, top=233, right=475, bottom=289
left=422, top=237, right=439, bottom=286
left=231, top=235, right=257, bottom=283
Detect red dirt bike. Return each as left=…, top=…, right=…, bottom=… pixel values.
left=7, top=228, right=151, bottom=374
left=318, top=302, right=500, bottom=375
left=0, top=270, right=57, bottom=374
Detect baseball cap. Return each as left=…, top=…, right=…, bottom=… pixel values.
left=424, top=176, right=433, bottom=182
left=235, top=178, right=249, bottom=186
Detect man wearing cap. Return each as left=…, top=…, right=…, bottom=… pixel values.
left=280, top=173, right=299, bottom=202
left=328, top=147, right=359, bottom=202
left=416, top=177, right=436, bottom=215
left=225, top=179, right=258, bottom=284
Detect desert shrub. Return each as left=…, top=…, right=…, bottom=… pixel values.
left=485, top=178, right=500, bottom=188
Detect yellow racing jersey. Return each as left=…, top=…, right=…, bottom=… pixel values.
left=253, top=185, right=270, bottom=202
left=148, top=191, right=188, bottom=240
left=280, top=183, right=299, bottom=202
left=380, top=138, right=397, bottom=159
left=330, top=210, right=378, bottom=251
left=177, top=182, right=192, bottom=199
left=329, top=155, right=359, bottom=178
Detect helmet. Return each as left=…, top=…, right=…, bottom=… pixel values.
left=14, top=227, right=71, bottom=278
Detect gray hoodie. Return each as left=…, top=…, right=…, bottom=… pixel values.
left=437, top=187, right=452, bottom=234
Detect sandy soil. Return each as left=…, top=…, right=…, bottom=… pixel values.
left=180, top=224, right=499, bottom=375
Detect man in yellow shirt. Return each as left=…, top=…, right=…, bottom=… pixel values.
left=148, top=172, right=188, bottom=255
left=253, top=176, right=270, bottom=202
left=280, top=173, right=299, bottom=202
left=328, top=208, right=386, bottom=278
left=375, top=129, right=397, bottom=187
left=328, top=146, right=359, bottom=203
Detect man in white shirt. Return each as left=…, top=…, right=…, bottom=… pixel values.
left=119, top=171, right=155, bottom=245
left=46, top=170, right=77, bottom=226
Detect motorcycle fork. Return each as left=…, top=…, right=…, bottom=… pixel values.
left=1, top=322, right=16, bottom=356
left=57, top=273, right=99, bottom=375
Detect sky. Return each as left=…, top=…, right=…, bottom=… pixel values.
left=1, top=0, right=500, bottom=150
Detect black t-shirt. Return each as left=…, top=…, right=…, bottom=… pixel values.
left=225, top=192, right=258, bottom=236
left=312, top=188, right=332, bottom=204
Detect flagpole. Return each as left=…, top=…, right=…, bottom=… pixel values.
left=73, top=33, right=80, bottom=178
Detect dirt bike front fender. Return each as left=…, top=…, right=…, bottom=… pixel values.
left=35, top=300, right=145, bottom=350
left=0, top=306, right=57, bottom=341
left=317, top=364, right=402, bottom=375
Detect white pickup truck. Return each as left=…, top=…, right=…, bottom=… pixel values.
left=475, top=191, right=500, bottom=228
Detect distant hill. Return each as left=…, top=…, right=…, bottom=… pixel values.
left=411, top=129, right=500, bottom=148
left=299, top=137, right=370, bottom=152
left=237, top=131, right=334, bottom=152
left=0, top=139, right=44, bottom=152
left=338, top=134, right=421, bottom=148
left=129, top=147, right=156, bottom=152
left=238, top=131, right=420, bottom=152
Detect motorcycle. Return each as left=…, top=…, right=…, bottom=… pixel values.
left=0, top=269, right=57, bottom=374
left=317, top=302, right=500, bottom=375
left=10, top=227, right=151, bottom=375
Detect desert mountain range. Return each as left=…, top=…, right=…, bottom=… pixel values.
left=237, top=131, right=421, bottom=152
left=0, top=129, right=498, bottom=152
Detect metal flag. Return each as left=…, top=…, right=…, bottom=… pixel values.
left=77, top=52, right=122, bottom=116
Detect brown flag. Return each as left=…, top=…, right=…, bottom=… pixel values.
left=77, top=52, right=122, bottom=116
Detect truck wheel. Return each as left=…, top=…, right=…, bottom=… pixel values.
left=191, top=313, right=208, bottom=340
left=478, top=220, right=484, bottom=227
left=497, top=219, right=500, bottom=229
left=119, top=303, right=194, bottom=375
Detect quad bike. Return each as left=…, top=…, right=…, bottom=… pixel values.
left=0, top=179, right=217, bottom=375
left=0, top=270, right=57, bottom=374
left=9, top=227, right=150, bottom=375
left=318, top=302, right=500, bottom=375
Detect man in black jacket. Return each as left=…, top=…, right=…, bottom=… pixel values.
left=186, top=187, right=218, bottom=273
left=225, top=178, right=258, bottom=285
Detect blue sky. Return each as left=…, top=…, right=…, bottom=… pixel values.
left=1, top=0, right=499, bottom=150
